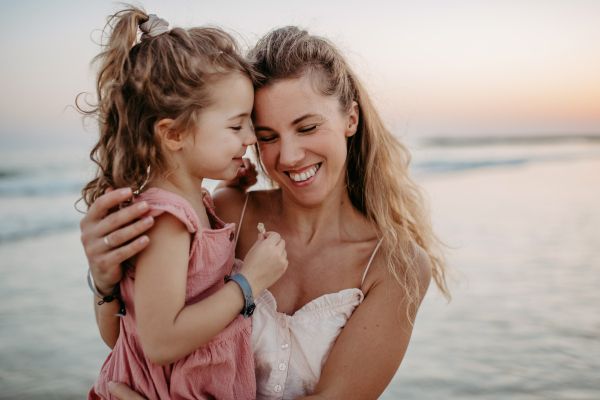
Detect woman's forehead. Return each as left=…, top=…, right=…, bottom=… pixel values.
left=253, top=77, right=335, bottom=124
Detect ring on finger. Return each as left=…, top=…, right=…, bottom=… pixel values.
left=104, top=235, right=114, bottom=249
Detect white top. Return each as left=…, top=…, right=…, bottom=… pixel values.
left=235, top=193, right=383, bottom=399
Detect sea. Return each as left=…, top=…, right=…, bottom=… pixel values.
left=0, top=136, right=599, bottom=399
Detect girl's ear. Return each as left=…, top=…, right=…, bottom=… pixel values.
left=156, top=118, right=183, bottom=151
left=345, top=101, right=359, bottom=138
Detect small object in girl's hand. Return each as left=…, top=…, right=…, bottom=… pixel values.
left=257, top=223, right=266, bottom=234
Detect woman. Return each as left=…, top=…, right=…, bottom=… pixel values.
left=82, top=27, right=450, bottom=399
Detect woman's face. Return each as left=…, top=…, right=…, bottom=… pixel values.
left=253, top=76, right=359, bottom=207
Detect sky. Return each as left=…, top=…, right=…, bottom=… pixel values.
left=1, top=0, right=599, bottom=149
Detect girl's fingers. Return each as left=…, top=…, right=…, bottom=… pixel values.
left=95, top=201, right=150, bottom=238
left=104, top=215, right=154, bottom=249
left=99, top=235, right=150, bottom=268
left=108, top=381, right=148, bottom=400
left=86, top=188, right=132, bottom=221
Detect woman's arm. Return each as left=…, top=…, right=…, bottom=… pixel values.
left=81, top=188, right=155, bottom=347
left=299, top=245, right=433, bottom=400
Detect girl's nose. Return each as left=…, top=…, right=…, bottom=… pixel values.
left=278, top=135, right=305, bottom=168
left=243, top=128, right=257, bottom=147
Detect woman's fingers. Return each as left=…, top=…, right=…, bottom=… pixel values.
left=95, top=201, right=150, bottom=238
left=85, top=188, right=132, bottom=222
left=95, top=235, right=150, bottom=270
left=104, top=215, right=154, bottom=249
left=108, top=381, right=148, bottom=400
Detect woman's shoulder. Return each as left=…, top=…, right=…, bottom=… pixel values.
left=212, top=188, right=280, bottom=225
left=365, top=241, right=432, bottom=298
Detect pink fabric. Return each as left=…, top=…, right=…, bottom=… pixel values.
left=90, top=188, right=255, bottom=400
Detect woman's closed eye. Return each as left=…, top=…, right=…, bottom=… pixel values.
left=258, top=135, right=277, bottom=143
left=298, top=125, right=317, bottom=133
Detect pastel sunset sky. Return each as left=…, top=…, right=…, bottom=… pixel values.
left=1, top=0, right=598, bottom=149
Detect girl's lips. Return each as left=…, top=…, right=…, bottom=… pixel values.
left=233, top=157, right=243, bottom=163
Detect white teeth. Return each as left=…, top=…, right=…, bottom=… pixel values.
left=289, top=164, right=320, bottom=182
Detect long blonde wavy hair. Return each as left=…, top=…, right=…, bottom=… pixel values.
left=78, top=5, right=256, bottom=208
left=249, top=27, right=450, bottom=313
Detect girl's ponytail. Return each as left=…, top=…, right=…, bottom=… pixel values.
left=78, top=5, right=256, bottom=209
left=95, top=7, right=148, bottom=104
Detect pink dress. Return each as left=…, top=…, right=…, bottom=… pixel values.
left=89, top=188, right=255, bottom=400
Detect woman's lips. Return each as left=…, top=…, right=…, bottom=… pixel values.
left=284, top=163, right=321, bottom=185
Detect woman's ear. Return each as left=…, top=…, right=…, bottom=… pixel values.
left=156, top=118, right=183, bottom=151
left=345, top=101, right=359, bottom=138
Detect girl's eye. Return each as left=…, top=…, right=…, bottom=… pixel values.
left=299, top=125, right=317, bottom=133
left=231, top=126, right=243, bottom=131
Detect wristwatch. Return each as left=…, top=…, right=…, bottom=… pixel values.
left=224, top=274, right=255, bottom=318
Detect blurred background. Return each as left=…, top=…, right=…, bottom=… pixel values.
left=1, top=1, right=599, bottom=399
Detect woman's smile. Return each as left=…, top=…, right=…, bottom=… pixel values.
left=283, top=162, right=321, bottom=185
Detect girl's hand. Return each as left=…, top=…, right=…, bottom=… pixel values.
left=240, top=232, right=288, bottom=297
left=80, top=187, right=154, bottom=295
left=101, top=381, right=147, bottom=400
left=219, top=158, right=258, bottom=191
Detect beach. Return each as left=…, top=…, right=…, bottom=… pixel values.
left=0, top=143, right=599, bottom=399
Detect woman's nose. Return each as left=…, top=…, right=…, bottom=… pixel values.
left=278, top=135, right=305, bottom=167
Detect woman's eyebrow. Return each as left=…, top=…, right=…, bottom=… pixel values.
left=253, top=125, right=273, bottom=133
left=254, top=113, right=319, bottom=133
left=292, top=113, right=318, bottom=125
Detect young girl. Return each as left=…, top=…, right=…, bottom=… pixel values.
left=79, top=7, right=288, bottom=400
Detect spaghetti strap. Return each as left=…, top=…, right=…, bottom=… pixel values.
left=235, top=193, right=250, bottom=246
left=361, top=237, right=384, bottom=287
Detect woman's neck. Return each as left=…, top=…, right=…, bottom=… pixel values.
left=277, top=183, right=369, bottom=245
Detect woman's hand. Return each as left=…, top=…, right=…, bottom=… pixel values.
left=100, top=381, right=147, bottom=400
left=80, top=187, right=154, bottom=294
left=215, top=158, right=258, bottom=192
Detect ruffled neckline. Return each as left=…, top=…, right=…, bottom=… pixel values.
left=256, top=288, right=364, bottom=320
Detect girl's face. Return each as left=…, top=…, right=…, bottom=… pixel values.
left=182, top=73, right=256, bottom=181
left=253, top=76, right=359, bottom=207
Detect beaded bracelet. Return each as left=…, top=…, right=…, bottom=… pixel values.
left=87, top=268, right=126, bottom=316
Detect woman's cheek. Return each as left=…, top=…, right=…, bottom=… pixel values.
left=258, top=144, right=279, bottom=178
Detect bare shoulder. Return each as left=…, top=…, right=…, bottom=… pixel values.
left=366, top=241, right=432, bottom=301
left=212, top=188, right=280, bottom=226
left=407, top=242, right=433, bottom=293
left=211, top=188, right=248, bottom=225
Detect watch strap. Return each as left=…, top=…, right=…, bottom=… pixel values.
left=226, top=273, right=255, bottom=318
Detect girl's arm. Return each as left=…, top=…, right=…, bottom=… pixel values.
left=135, top=212, right=287, bottom=366
left=298, top=245, right=433, bottom=400
left=102, top=245, right=432, bottom=400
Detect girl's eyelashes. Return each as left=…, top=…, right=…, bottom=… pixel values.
left=230, top=126, right=243, bottom=131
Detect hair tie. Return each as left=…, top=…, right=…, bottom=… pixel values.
left=139, top=14, right=170, bottom=38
